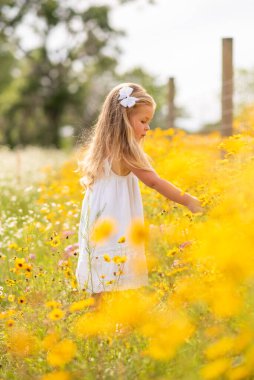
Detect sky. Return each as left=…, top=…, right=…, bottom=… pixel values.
left=108, top=0, right=254, bottom=131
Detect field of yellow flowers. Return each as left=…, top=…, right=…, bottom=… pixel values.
left=1, top=126, right=254, bottom=380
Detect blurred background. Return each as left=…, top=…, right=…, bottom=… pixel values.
left=0, top=0, right=254, bottom=150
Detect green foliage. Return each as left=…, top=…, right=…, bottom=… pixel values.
left=0, top=2, right=124, bottom=148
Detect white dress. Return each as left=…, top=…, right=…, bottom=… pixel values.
left=75, top=157, right=149, bottom=294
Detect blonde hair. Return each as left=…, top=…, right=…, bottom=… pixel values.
left=77, top=82, right=156, bottom=191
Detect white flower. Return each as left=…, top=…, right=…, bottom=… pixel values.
left=118, top=86, right=138, bottom=108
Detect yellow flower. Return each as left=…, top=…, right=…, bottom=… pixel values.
left=167, top=128, right=175, bottom=136
left=6, top=319, right=15, bottom=327
left=40, top=371, right=71, bottom=380
left=113, top=255, right=127, bottom=264
left=127, top=218, right=149, bottom=246
left=63, top=268, right=72, bottom=278
left=166, top=246, right=179, bottom=257
left=208, top=282, right=242, bottom=318
left=45, top=300, right=62, bottom=308
left=47, top=308, right=65, bottom=321
left=112, top=255, right=121, bottom=264
left=15, top=258, right=26, bottom=270
left=47, top=339, right=77, bottom=367
left=24, top=263, right=33, bottom=274
left=8, top=294, right=15, bottom=302
left=103, top=254, right=111, bottom=262
left=226, top=365, right=250, bottom=380
left=118, top=236, right=126, bottom=243
left=90, top=218, right=117, bottom=244
left=8, top=242, right=19, bottom=250
left=200, top=358, right=231, bottom=379
left=204, top=336, right=235, bottom=360
left=114, top=270, right=124, bottom=276
left=42, top=332, right=61, bottom=350
left=50, top=236, right=61, bottom=247
left=18, top=296, right=26, bottom=305
left=6, top=327, right=38, bottom=357
left=141, top=311, right=195, bottom=360
left=74, top=311, right=112, bottom=337
left=69, top=298, right=95, bottom=312
left=5, top=279, right=16, bottom=287
left=0, top=309, right=16, bottom=319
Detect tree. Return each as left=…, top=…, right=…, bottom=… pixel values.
left=0, top=2, right=125, bottom=148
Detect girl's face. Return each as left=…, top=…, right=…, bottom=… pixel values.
left=128, top=104, right=155, bottom=142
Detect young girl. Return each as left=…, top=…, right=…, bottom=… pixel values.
left=75, top=83, right=203, bottom=297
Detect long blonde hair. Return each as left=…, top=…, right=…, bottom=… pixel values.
left=77, top=82, right=156, bottom=191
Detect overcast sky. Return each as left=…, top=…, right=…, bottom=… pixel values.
left=108, top=0, right=254, bottom=131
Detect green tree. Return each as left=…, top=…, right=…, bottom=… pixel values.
left=0, top=2, right=125, bottom=148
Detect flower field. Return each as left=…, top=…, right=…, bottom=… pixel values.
left=1, top=127, right=254, bottom=380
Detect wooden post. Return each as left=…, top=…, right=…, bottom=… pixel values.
left=168, top=77, right=175, bottom=129
left=221, top=38, right=233, bottom=137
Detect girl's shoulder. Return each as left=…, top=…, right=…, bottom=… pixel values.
left=108, top=156, right=131, bottom=176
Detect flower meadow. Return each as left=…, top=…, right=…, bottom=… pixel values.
left=1, top=126, right=254, bottom=380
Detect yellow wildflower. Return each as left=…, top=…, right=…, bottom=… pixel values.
left=6, top=319, right=15, bottom=327
left=18, top=296, right=26, bottom=305
left=40, top=371, right=71, bottom=380
left=6, top=327, right=38, bottom=357
left=24, top=263, right=33, bottom=275
left=118, top=236, right=126, bottom=243
left=113, top=255, right=127, bottom=264
left=226, top=365, right=251, bottom=380
left=8, top=242, right=19, bottom=250
left=166, top=246, right=179, bottom=257
left=1, top=312, right=8, bottom=320
left=50, top=236, right=61, bottom=247
left=208, top=282, right=242, bottom=318
left=69, top=298, right=95, bottom=312
left=127, top=218, right=149, bottom=246
left=141, top=311, right=195, bottom=360
left=114, top=270, right=124, bottom=276
left=45, top=300, right=62, bottom=308
left=204, top=336, right=235, bottom=360
left=200, top=358, right=231, bottom=379
left=5, top=279, right=16, bottom=287
left=103, top=254, right=111, bottom=262
left=15, top=257, right=26, bottom=270
left=91, top=218, right=117, bottom=244
left=8, top=294, right=15, bottom=302
left=42, top=332, right=61, bottom=350
left=47, top=339, right=77, bottom=367
left=47, top=308, right=65, bottom=321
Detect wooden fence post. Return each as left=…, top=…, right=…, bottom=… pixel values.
left=221, top=37, right=233, bottom=137
left=168, top=77, right=175, bottom=130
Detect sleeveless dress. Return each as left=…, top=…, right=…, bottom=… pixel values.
left=75, top=157, right=149, bottom=294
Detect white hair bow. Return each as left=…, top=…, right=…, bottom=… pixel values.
left=118, top=86, right=139, bottom=108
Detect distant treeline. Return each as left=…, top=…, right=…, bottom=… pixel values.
left=0, top=1, right=174, bottom=149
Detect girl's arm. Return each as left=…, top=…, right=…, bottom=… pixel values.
left=129, top=166, right=203, bottom=213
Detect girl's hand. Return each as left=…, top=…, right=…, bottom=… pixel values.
left=186, top=196, right=204, bottom=214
